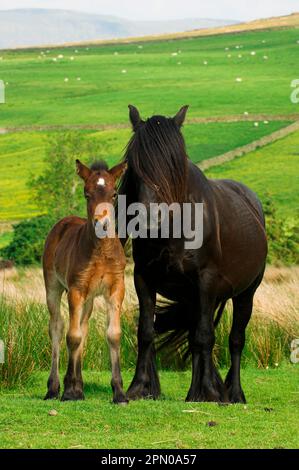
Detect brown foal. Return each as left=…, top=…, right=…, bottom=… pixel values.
left=43, top=159, right=127, bottom=403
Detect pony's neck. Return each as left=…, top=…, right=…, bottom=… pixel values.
left=83, top=219, right=114, bottom=256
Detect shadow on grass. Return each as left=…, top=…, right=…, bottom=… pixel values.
left=84, top=381, right=111, bottom=397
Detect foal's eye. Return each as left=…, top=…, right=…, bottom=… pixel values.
left=85, top=193, right=91, bottom=200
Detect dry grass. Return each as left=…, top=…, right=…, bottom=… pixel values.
left=1, top=264, right=298, bottom=387
left=0, top=264, right=138, bottom=330
left=254, top=266, right=299, bottom=336
left=1, top=264, right=298, bottom=331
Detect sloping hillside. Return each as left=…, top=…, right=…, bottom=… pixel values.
left=10, top=12, right=298, bottom=49
left=0, top=9, right=238, bottom=49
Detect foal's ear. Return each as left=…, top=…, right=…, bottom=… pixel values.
left=109, top=162, right=128, bottom=181
left=76, top=159, right=91, bottom=181
left=174, top=105, right=189, bottom=127
left=128, top=104, right=142, bottom=131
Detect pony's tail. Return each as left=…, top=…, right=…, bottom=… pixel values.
left=154, top=300, right=227, bottom=358
left=154, top=300, right=191, bottom=359
left=213, top=301, right=227, bottom=328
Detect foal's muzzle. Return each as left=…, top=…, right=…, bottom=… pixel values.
left=95, top=219, right=109, bottom=231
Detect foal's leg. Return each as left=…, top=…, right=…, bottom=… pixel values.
left=106, top=279, right=127, bottom=404
left=186, top=290, right=227, bottom=403
left=127, top=269, right=160, bottom=400
left=44, top=283, right=64, bottom=400
left=62, top=289, right=85, bottom=401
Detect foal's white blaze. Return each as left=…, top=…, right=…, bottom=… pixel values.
left=97, top=177, right=105, bottom=186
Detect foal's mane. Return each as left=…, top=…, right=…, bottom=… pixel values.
left=121, top=115, right=188, bottom=204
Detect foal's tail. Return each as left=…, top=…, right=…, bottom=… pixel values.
left=154, top=300, right=227, bottom=357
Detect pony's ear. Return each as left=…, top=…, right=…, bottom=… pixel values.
left=109, top=161, right=127, bottom=181
left=174, top=105, right=189, bottom=127
left=128, top=104, right=142, bottom=130
left=76, top=159, right=91, bottom=182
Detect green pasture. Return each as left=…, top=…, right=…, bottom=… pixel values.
left=0, top=28, right=298, bottom=126
left=0, top=367, right=298, bottom=449
left=0, top=120, right=287, bottom=221
left=207, top=129, right=299, bottom=217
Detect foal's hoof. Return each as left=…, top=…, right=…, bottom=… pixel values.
left=61, top=389, right=85, bottom=401
left=44, top=390, right=60, bottom=400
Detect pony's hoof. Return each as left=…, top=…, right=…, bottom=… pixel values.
left=227, top=387, right=246, bottom=404
left=186, top=384, right=229, bottom=403
left=126, top=387, right=150, bottom=401
left=61, top=390, right=85, bottom=401
left=126, top=381, right=159, bottom=401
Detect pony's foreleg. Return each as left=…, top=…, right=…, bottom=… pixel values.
left=44, top=285, right=64, bottom=400
left=76, top=297, right=93, bottom=369
left=126, top=269, right=160, bottom=400
left=106, top=279, right=128, bottom=404
left=62, top=289, right=85, bottom=401
left=186, top=289, right=228, bottom=403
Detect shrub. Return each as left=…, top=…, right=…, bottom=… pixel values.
left=28, top=132, right=90, bottom=221
left=1, top=132, right=110, bottom=266
left=263, top=195, right=299, bottom=265
left=0, top=215, right=53, bottom=266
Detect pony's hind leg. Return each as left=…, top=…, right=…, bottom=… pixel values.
left=225, top=272, right=263, bottom=403
left=225, top=294, right=253, bottom=403
left=44, top=284, right=64, bottom=400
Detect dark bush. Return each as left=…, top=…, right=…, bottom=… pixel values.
left=0, top=215, right=53, bottom=266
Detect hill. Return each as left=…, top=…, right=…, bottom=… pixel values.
left=0, top=24, right=298, bottom=225
left=0, top=9, right=238, bottom=49
left=0, top=27, right=298, bottom=127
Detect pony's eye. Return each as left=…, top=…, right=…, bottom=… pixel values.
left=85, top=193, right=91, bottom=200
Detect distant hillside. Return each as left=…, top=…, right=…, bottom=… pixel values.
left=0, top=9, right=239, bottom=49
left=68, top=12, right=299, bottom=47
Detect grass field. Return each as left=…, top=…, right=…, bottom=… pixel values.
left=207, top=129, right=299, bottom=217
left=0, top=120, right=288, bottom=222
left=0, top=25, right=298, bottom=224
left=0, top=367, right=298, bottom=449
left=0, top=17, right=298, bottom=451
left=0, top=28, right=298, bottom=127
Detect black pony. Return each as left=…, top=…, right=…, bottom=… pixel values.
left=119, top=105, right=267, bottom=403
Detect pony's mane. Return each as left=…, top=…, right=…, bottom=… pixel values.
left=90, top=160, right=109, bottom=172
left=122, top=115, right=188, bottom=204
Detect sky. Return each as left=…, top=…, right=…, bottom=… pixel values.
left=0, top=0, right=298, bottom=21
